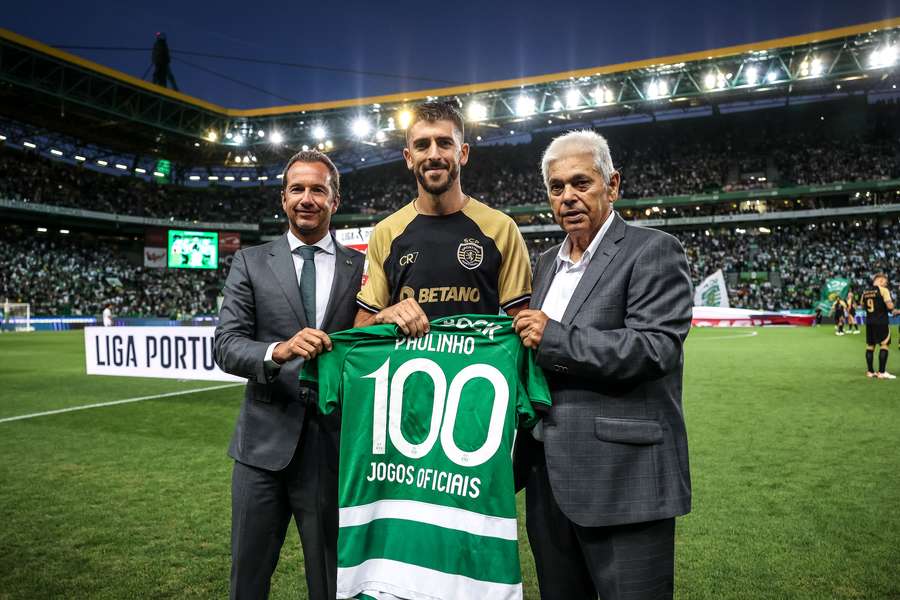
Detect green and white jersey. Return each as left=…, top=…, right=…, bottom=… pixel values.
left=303, top=314, right=550, bottom=600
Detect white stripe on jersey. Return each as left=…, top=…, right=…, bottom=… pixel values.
left=339, top=499, right=518, bottom=541
left=338, top=558, right=523, bottom=600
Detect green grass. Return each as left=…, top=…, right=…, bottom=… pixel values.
left=0, top=327, right=898, bottom=599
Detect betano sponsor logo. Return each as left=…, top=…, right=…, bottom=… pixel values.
left=415, top=286, right=481, bottom=304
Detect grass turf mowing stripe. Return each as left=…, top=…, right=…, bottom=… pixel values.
left=0, top=383, right=244, bottom=424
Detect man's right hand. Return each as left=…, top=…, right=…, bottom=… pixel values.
left=374, top=298, right=430, bottom=337
left=272, top=328, right=332, bottom=363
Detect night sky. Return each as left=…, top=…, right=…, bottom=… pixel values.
left=4, top=0, right=898, bottom=108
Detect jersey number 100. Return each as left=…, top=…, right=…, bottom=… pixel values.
left=363, top=357, right=508, bottom=468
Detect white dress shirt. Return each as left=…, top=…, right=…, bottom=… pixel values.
left=540, top=210, right=616, bottom=321
left=265, top=230, right=336, bottom=367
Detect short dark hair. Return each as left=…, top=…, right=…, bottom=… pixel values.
left=408, top=101, right=465, bottom=143
left=281, top=150, right=340, bottom=199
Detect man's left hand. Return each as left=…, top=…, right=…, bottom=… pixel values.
left=513, top=309, right=550, bottom=349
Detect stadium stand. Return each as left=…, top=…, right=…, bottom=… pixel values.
left=3, top=99, right=899, bottom=222
left=0, top=226, right=220, bottom=317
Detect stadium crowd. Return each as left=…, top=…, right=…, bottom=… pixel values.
left=0, top=228, right=220, bottom=317
left=2, top=100, right=899, bottom=223
left=2, top=217, right=898, bottom=317
left=527, top=218, right=900, bottom=312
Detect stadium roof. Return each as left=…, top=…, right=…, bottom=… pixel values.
left=1, top=17, right=899, bottom=174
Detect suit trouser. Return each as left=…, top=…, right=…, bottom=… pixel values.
left=525, top=452, right=675, bottom=600
left=230, top=412, right=338, bottom=600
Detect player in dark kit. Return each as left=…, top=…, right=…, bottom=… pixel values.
left=355, top=101, right=532, bottom=332
left=845, top=291, right=860, bottom=334
left=831, top=297, right=847, bottom=336
left=861, top=273, right=899, bottom=379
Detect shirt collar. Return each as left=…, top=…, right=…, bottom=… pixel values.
left=286, top=229, right=335, bottom=255
left=556, top=210, right=616, bottom=269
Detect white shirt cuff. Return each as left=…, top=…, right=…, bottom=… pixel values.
left=264, top=341, right=282, bottom=373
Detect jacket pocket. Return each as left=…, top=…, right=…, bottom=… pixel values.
left=594, top=417, right=663, bottom=445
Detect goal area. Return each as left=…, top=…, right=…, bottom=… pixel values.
left=1, top=301, right=33, bottom=332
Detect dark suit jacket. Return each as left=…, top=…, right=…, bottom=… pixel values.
left=214, top=234, right=364, bottom=471
left=530, top=213, right=693, bottom=528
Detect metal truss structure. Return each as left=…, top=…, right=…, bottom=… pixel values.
left=0, top=19, right=899, bottom=181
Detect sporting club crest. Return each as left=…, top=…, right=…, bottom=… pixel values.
left=456, top=238, right=483, bottom=270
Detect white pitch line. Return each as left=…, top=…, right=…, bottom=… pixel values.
left=693, top=331, right=760, bottom=340
left=0, top=383, right=244, bottom=424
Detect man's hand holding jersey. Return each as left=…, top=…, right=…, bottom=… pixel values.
left=272, top=328, right=333, bottom=362
left=355, top=298, right=431, bottom=337
left=513, top=309, right=550, bottom=349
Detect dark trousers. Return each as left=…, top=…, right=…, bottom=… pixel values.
left=525, top=454, right=676, bottom=600
left=230, top=412, right=338, bottom=600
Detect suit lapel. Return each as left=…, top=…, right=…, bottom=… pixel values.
left=267, top=235, right=308, bottom=328
left=560, top=213, right=626, bottom=324
left=321, top=239, right=361, bottom=331
left=530, top=245, right=560, bottom=309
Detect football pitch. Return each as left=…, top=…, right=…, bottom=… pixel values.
left=0, top=327, right=898, bottom=599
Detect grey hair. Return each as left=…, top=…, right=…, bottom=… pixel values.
left=540, top=130, right=615, bottom=189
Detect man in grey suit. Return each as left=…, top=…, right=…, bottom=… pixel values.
left=513, top=130, right=693, bottom=600
left=214, top=150, right=364, bottom=599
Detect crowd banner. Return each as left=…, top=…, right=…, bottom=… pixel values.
left=814, top=277, right=850, bottom=313
left=693, top=269, right=730, bottom=307
left=84, top=326, right=244, bottom=382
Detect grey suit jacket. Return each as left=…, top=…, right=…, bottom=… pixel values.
left=214, top=233, right=364, bottom=471
left=532, top=213, right=693, bottom=527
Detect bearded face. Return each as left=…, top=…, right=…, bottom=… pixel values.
left=404, top=119, right=469, bottom=199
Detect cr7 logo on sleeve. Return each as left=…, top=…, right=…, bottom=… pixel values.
left=398, top=252, right=419, bottom=266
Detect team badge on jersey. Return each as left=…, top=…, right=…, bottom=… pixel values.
left=457, top=238, right=484, bottom=270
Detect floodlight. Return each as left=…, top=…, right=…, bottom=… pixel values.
left=351, top=117, right=372, bottom=138
left=514, top=95, right=536, bottom=117
left=565, top=88, right=581, bottom=109
left=810, top=58, right=824, bottom=77
left=206, top=130, right=218, bottom=142
left=467, top=102, right=488, bottom=122
left=744, top=66, right=759, bottom=85
left=270, top=131, right=284, bottom=144
left=398, top=109, right=413, bottom=129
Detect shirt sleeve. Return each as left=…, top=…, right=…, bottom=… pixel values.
left=300, top=341, right=352, bottom=415
left=880, top=286, right=893, bottom=304
left=356, top=224, right=391, bottom=313
left=515, top=343, right=552, bottom=428
left=497, top=219, right=533, bottom=311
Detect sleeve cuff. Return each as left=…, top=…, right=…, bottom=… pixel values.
left=264, top=341, right=282, bottom=377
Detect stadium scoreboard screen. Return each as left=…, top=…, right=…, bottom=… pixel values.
left=167, top=230, right=218, bottom=269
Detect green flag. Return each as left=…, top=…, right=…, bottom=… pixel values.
left=814, top=277, right=850, bottom=313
